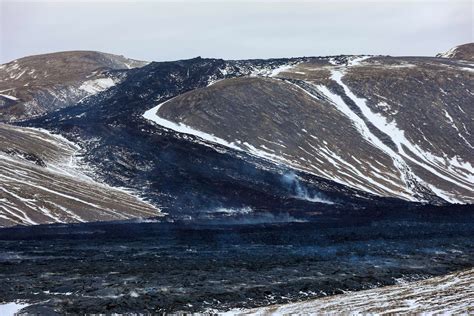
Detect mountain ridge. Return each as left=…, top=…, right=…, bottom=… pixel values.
left=0, top=44, right=472, bottom=226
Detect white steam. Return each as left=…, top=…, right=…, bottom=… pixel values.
left=213, top=207, right=253, bottom=216
left=281, top=172, right=334, bottom=204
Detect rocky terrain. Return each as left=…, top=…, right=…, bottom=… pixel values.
left=0, top=51, right=148, bottom=122
left=0, top=123, right=160, bottom=227
left=0, top=207, right=472, bottom=314
left=23, top=55, right=427, bottom=222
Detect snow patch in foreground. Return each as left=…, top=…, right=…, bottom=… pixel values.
left=0, top=302, right=30, bottom=316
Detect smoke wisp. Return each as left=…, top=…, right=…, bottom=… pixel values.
left=281, top=171, right=334, bottom=204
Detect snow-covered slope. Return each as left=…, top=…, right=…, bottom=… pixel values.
left=0, top=123, right=161, bottom=227
left=234, top=268, right=474, bottom=315
left=144, top=54, right=473, bottom=203
left=0, top=51, right=149, bottom=122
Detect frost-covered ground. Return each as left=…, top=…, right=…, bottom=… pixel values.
left=235, top=268, right=474, bottom=315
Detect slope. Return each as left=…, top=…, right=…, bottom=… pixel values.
left=0, top=123, right=161, bottom=227
left=146, top=52, right=473, bottom=203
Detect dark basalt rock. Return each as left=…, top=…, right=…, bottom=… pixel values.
left=0, top=205, right=473, bottom=313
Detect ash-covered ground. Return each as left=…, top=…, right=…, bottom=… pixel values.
left=0, top=205, right=472, bottom=314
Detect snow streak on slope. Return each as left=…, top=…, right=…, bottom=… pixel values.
left=0, top=94, right=18, bottom=101
left=285, top=80, right=415, bottom=200
left=144, top=100, right=241, bottom=150
left=316, top=65, right=472, bottom=203
left=143, top=66, right=303, bottom=161
left=315, top=75, right=426, bottom=201
left=234, top=268, right=474, bottom=315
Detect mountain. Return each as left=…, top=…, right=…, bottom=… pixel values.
left=0, top=51, right=148, bottom=122
left=24, top=56, right=418, bottom=223
left=151, top=55, right=473, bottom=203
left=0, top=45, right=472, bottom=227
left=437, top=43, right=474, bottom=61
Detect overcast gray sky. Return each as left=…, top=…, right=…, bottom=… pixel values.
left=1, top=0, right=472, bottom=63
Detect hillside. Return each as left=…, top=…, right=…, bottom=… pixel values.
left=0, top=123, right=160, bottom=227
left=0, top=51, right=148, bottom=122
left=147, top=54, right=474, bottom=203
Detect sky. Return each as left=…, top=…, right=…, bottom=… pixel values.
left=0, top=0, right=472, bottom=63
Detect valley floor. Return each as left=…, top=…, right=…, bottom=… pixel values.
left=235, top=268, right=474, bottom=315
left=0, top=211, right=472, bottom=314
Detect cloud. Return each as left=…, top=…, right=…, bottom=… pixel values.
left=1, top=0, right=472, bottom=62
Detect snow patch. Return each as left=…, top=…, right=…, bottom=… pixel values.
left=213, top=207, right=253, bottom=215
left=0, top=94, right=18, bottom=101
left=79, top=78, right=116, bottom=94
left=0, top=302, right=30, bottom=316
left=269, top=64, right=294, bottom=77
left=324, top=67, right=472, bottom=203
left=347, top=56, right=371, bottom=66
